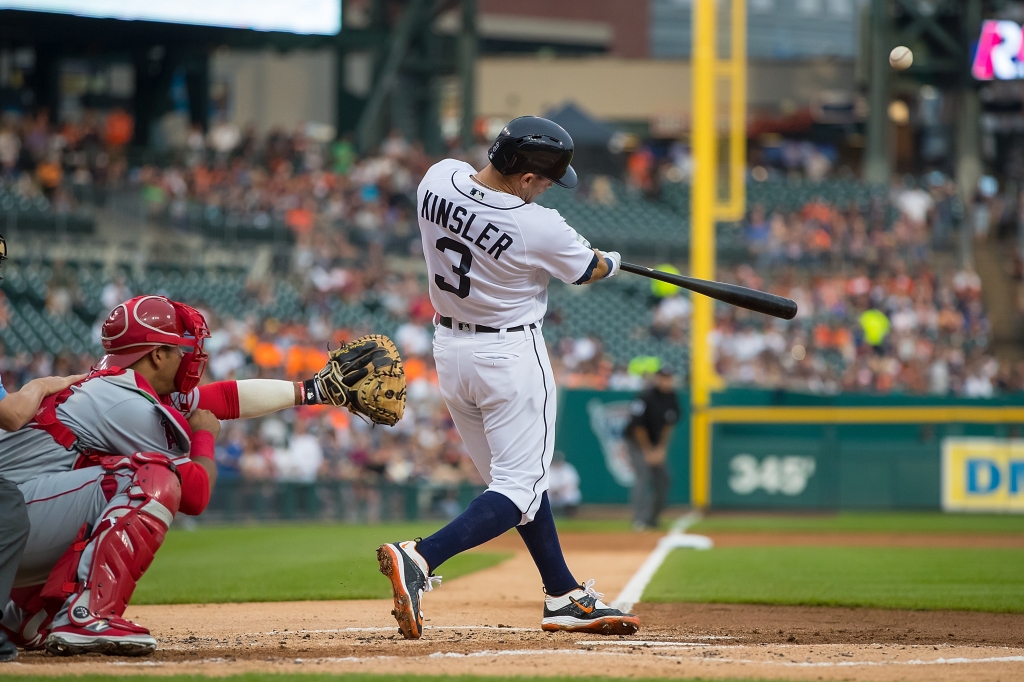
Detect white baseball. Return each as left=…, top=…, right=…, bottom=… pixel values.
left=889, top=46, right=913, bottom=70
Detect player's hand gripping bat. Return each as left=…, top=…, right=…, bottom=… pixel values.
left=619, top=261, right=798, bottom=320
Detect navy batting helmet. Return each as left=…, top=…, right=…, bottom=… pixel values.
left=487, top=116, right=577, bottom=189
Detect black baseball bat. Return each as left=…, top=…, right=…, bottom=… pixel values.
left=619, top=261, right=798, bottom=320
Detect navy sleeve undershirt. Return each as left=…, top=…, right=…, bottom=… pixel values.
left=573, top=254, right=600, bottom=285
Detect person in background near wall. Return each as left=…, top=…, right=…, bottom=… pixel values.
left=0, top=232, right=84, bottom=662
left=625, top=364, right=679, bottom=531
left=547, top=451, right=582, bottom=518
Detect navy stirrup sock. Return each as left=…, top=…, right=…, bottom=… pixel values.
left=516, top=492, right=579, bottom=596
left=416, top=491, right=522, bottom=572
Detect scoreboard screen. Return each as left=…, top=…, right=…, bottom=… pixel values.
left=0, top=0, right=341, bottom=35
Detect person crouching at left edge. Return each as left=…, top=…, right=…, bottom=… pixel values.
left=0, top=232, right=85, bottom=662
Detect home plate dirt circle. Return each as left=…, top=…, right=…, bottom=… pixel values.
left=9, top=531, right=1024, bottom=681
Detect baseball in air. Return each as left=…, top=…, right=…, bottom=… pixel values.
left=889, top=46, right=913, bottom=70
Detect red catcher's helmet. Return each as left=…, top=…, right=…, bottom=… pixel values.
left=96, top=295, right=210, bottom=394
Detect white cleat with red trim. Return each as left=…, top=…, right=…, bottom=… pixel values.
left=45, top=608, right=156, bottom=657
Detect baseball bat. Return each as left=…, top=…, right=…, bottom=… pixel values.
left=619, top=261, right=798, bottom=320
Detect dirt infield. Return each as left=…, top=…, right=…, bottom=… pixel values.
left=7, top=530, right=1024, bottom=681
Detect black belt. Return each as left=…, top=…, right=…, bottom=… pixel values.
left=439, top=317, right=536, bottom=334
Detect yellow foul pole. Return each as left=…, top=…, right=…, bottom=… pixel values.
left=690, top=0, right=746, bottom=508
left=689, top=0, right=717, bottom=509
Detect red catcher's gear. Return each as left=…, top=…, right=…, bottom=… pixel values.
left=41, top=452, right=181, bottom=622
left=96, top=295, right=210, bottom=393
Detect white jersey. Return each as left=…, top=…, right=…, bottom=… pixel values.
left=417, top=159, right=595, bottom=329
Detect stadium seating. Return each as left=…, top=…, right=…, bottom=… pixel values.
left=546, top=276, right=689, bottom=370
left=536, top=178, right=892, bottom=260
left=537, top=178, right=687, bottom=257
left=0, top=259, right=685, bottom=370
left=0, top=187, right=96, bottom=235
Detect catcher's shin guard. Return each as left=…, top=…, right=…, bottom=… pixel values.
left=42, top=453, right=180, bottom=656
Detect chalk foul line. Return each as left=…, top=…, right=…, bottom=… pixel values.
left=610, top=511, right=712, bottom=612
left=97, top=650, right=1024, bottom=668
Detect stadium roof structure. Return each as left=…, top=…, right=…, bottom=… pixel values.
left=543, top=102, right=620, bottom=147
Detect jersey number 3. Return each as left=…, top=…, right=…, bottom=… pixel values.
left=435, top=237, right=472, bottom=299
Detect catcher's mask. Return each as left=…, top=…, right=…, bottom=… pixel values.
left=0, top=232, right=7, bottom=280
left=96, top=294, right=210, bottom=393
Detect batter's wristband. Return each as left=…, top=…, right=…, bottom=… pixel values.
left=602, top=252, right=620, bottom=278
left=302, top=378, right=322, bottom=405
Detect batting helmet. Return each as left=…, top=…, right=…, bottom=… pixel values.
left=487, top=116, right=577, bottom=189
left=96, top=295, right=210, bottom=394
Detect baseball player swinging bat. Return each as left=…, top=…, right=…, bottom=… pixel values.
left=619, top=261, right=798, bottom=320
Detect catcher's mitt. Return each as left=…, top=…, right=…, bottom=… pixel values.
left=314, top=334, right=406, bottom=426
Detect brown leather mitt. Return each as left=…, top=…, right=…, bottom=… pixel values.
left=314, top=334, right=406, bottom=426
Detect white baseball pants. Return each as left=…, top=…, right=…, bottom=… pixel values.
left=432, top=322, right=556, bottom=523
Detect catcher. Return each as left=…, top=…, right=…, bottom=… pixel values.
left=0, top=294, right=404, bottom=656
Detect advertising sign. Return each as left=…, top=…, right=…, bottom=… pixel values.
left=942, top=438, right=1024, bottom=512
left=553, top=389, right=690, bottom=505
left=973, top=20, right=1024, bottom=80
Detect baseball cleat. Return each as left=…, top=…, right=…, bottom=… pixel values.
left=44, top=616, right=157, bottom=656
left=377, top=540, right=440, bottom=640
left=0, top=607, right=51, bottom=651
left=541, top=579, right=640, bottom=635
left=0, top=631, right=17, bottom=662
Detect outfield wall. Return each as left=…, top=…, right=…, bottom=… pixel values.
left=555, top=388, right=1024, bottom=511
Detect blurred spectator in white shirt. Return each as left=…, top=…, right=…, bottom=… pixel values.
left=101, top=275, right=132, bottom=311
left=275, top=417, right=324, bottom=483
left=395, top=321, right=431, bottom=358
left=548, top=451, right=581, bottom=517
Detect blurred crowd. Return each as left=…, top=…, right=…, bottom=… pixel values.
left=3, top=116, right=1024, bottom=500
left=706, top=176, right=1015, bottom=397
left=711, top=262, right=1011, bottom=396
left=134, top=124, right=439, bottom=256
left=0, top=108, right=131, bottom=209
left=743, top=178, right=961, bottom=267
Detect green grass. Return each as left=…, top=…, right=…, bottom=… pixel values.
left=6, top=671, right=774, bottom=675
left=690, top=512, right=1024, bottom=534
left=553, top=518, right=633, bottom=533
left=644, top=546, right=1024, bottom=612
left=135, top=523, right=510, bottom=604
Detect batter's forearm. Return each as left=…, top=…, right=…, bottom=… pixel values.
left=589, top=249, right=611, bottom=281
left=0, top=382, right=46, bottom=431
left=578, top=249, right=620, bottom=285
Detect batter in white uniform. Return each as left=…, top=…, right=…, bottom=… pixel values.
left=378, top=116, right=639, bottom=638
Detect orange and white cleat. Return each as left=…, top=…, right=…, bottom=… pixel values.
left=377, top=541, right=441, bottom=640
left=541, top=579, right=640, bottom=635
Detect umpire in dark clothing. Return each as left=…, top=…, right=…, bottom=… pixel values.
left=0, top=477, right=29, bottom=661
left=0, top=232, right=26, bottom=662
left=625, top=365, right=680, bottom=530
